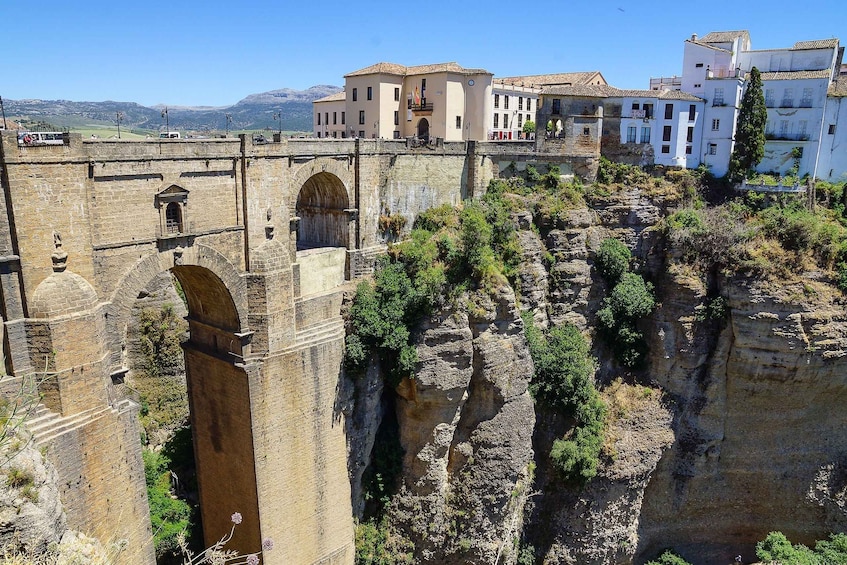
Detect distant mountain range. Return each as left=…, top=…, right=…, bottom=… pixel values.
left=2, top=85, right=342, bottom=133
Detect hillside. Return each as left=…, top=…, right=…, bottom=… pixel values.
left=2, top=85, right=341, bottom=133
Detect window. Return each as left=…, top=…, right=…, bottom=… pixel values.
left=661, top=145, right=670, bottom=154
left=352, top=88, right=357, bottom=102
left=829, top=124, right=837, bottom=135
left=663, top=125, right=672, bottom=141
left=359, top=110, right=365, bottom=125
left=317, top=113, right=321, bottom=125
left=644, top=103, right=653, bottom=118
left=552, top=99, right=561, bottom=114
left=641, top=127, right=650, bottom=143
left=709, top=143, right=717, bottom=155
left=333, top=112, right=337, bottom=125
left=317, top=132, right=321, bottom=138
left=713, top=87, right=724, bottom=106
left=687, top=126, right=694, bottom=142
left=456, top=116, right=462, bottom=129
left=358, top=130, right=365, bottom=138
left=627, top=126, right=637, bottom=143
left=394, top=87, right=400, bottom=101
left=494, top=114, right=499, bottom=128
left=505, top=96, right=509, bottom=110
left=494, top=94, right=500, bottom=108
left=695, top=63, right=704, bottom=68
left=519, top=97, right=523, bottom=110
left=325, top=113, right=328, bottom=127
left=779, top=120, right=789, bottom=135
left=394, top=111, right=399, bottom=126
left=165, top=202, right=182, bottom=234
left=504, top=113, right=509, bottom=128
left=527, top=114, right=531, bottom=124
left=393, top=130, right=401, bottom=139
left=685, top=146, right=693, bottom=154
left=782, top=88, right=794, bottom=107
left=711, top=119, right=720, bottom=131
left=765, top=89, right=775, bottom=107
left=341, top=112, right=345, bottom=125
left=694, top=83, right=702, bottom=89
left=632, top=102, right=641, bottom=111
left=332, top=132, right=337, bottom=138
left=367, top=86, right=372, bottom=101
left=800, top=88, right=813, bottom=107
left=517, top=114, right=522, bottom=128
left=527, top=99, right=532, bottom=112
left=664, top=104, right=673, bottom=119
left=799, top=120, right=807, bottom=136
left=688, top=104, right=696, bottom=121
left=583, top=127, right=590, bottom=136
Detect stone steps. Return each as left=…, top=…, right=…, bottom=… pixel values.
left=294, top=317, right=345, bottom=350
left=28, top=406, right=108, bottom=446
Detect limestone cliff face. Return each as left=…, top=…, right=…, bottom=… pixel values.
left=637, top=274, right=847, bottom=564
left=389, top=285, right=535, bottom=564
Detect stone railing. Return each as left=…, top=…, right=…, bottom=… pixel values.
left=735, top=179, right=806, bottom=193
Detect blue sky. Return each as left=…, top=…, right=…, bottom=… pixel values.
left=2, top=0, right=844, bottom=107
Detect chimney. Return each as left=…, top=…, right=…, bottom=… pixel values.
left=691, top=34, right=698, bottom=41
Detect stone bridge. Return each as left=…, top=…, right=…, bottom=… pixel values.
left=0, top=132, right=568, bottom=564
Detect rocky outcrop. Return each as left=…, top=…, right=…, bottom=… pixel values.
left=636, top=276, right=847, bottom=564
left=390, top=285, right=536, bottom=564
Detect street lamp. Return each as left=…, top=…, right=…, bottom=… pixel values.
left=116, top=112, right=124, bottom=139
left=161, top=107, right=169, bottom=134
left=273, top=111, right=282, bottom=137
left=225, top=114, right=232, bottom=137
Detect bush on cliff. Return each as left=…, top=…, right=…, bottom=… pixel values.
left=756, top=531, right=847, bottom=564
left=143, top=449, right=192, bottom=559
left=595, top=237, right=632, bottom=287
left=645, top=550, right=692, bottom=565
left=523, top=315, right=606, bottom=484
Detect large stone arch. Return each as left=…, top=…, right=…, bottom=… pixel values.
left=289, top=157, right=355, bottom=250
left=105, top=243, right=261, bottom=556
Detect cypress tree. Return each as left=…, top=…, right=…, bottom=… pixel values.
left=729, top=66, right=768, bottom=182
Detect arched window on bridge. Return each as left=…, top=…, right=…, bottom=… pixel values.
left=165, top=202, right=183, bottom=234
left=156, top=184, right=190, bottom=238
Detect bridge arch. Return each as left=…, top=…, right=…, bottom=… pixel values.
left=106, top=244, right=261, bottom=556
left=289, top=157, right=355, bottom=251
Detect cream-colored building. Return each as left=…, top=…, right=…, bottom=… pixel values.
left=313, top=92, right=346, bottom=138
left=314, top=62, right=494, bottom=141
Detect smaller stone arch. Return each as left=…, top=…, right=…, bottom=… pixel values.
left=106, top=244, right=248, bottom=372
left=295, top=172, right=350, bottom=249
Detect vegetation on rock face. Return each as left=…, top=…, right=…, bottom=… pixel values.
left=524, top=315, right=606, bottom=483
left=595, top=238, right=656, bottom=368
left=756, top=531, right=847, bottom=564
left=143, top=448, right=192, bottom=559
left=729, top=66, right=768, bottom=182
left=645, top=550, right=693, bottom=565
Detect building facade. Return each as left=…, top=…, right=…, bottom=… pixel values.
left=655, top=31, right=847, bottom=180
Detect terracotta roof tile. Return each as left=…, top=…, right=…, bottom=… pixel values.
left=496, top=71, right=607, bottom=87
left=758, top=70, right=832, bottom=81
left=793, top=39, right=839, bottom=50
left=314, top=91, right=346, bottom=103
left=829, top=79, right=847, bottom=97
left=541, top=85, right=703, bottom=102
left=344, top=61, right=491, bottom=78
left=699, top=30, right=750, bottom=44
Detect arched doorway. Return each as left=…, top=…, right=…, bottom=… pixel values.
left=417, top=118, right=430, bottom=141
left=123, top=262, right=260, bottom=561
left=295, top=172, right=350, bottom=250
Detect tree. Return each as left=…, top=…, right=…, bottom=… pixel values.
left=729, top=66, right=768, bottom=182
left=523, top=120, right=536, bottom=137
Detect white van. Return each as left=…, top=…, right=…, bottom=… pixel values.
left=159, top=131, right=180, bottom=139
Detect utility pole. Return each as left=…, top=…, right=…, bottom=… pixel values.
left=161, top=107, right=169, bottom=134
left=0, top=96, right=7, bottom=130
left=116, top=111, right=124, bottom=139
left=225, top=113, right=232, bottom=137
left=273, top=111, right=282, bottom=137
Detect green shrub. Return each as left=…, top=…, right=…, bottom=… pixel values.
left=597, top=273, right=655, bottom=368
left=595, top=238, right=632, bottom=286
left=754, top=531, right=847, bottom=564
left=144, top=448, right=192, bottom=559
left=523, top=316, right=605, bottom=484
left=646, top=550, right=693, bottom=565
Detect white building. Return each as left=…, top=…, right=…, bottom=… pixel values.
left=656, top=31, right=846, bottom=180
left=312, top=92, right=346, bottom=138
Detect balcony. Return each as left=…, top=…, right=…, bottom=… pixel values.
left=799, top=99, right=813, bottom=108
left=410, top=102, right=434, bottom=112
left=780, top=100, right=794, bottom=108
left=765, top=133, right=810, bottom=141
left=712, top=101, right=728, bottom=107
